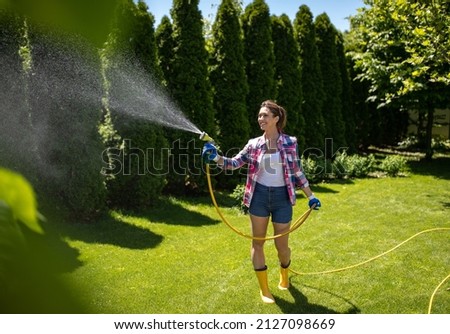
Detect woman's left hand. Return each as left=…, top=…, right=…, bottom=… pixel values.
left=308, top=197, right=321, bottom=210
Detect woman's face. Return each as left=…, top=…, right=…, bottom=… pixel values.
left=258, top=107, right=278, bottom=131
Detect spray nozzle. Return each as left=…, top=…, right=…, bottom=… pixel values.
left=199, top=131, right=214, bottom=143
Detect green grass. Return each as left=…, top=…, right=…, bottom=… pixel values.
left=41, top=157, right=450, bottom=314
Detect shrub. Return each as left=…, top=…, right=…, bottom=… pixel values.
left=231, top=183, right=247, bottom=213
left=302, top=156, right=323, bottom=183
left=333, top=152, right=376, bottom=178
left=379, top=155, right=408, bottom=176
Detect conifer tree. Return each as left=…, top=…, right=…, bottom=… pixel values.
left=293, top=5, right=325, bottom=152
left=209, top=0, right=249, bottom=151
left=315, top=13, right=346, bottom=152
left=155, top=15, right=175, bottom=91
left=170, top=0, right=214, bottom=134
left=271, top=14, right=305, bottom=148
left=101, top=0, right=168, bottom=208
left=27, top=26, right=106, bottom=218
left=241, top=0, right=276, bottom=136
left=336, top=32, right=356, bottom=152
left=0, top=9, right=28, bottom=171
left=168, top=0, right=215, bottom=193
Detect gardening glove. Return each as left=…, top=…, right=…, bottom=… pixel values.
left=202, top=142, right=219, bottom=163
left=308, top=197, right=321, bottom=210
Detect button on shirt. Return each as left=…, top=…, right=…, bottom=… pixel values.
left=219, top=134, right=310, bottom=207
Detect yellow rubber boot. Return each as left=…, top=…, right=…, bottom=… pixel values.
left=255, top=266, right=275, bottom=304
left=278, top=260, right=291, bottom=290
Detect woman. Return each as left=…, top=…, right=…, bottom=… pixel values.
left=202, top=100, right=321, bottom=304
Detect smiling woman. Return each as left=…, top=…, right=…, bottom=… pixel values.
left=202, top=100, right=321, bottom=304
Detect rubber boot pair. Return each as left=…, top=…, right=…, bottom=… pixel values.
left=255, top=261, right=291, bottom=304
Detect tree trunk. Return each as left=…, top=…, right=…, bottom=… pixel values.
left=424, top=103, right=434, bottom=161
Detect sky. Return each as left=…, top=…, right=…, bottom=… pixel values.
left=143, top=0, right=366, bottom=32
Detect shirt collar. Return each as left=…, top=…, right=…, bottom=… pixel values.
left=256, top=133, right=284, bottom=149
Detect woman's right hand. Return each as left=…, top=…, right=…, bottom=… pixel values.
left=202, top=142, right=219, bottom=163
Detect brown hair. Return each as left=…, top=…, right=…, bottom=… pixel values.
left=260, top=100, right=287, bottom=131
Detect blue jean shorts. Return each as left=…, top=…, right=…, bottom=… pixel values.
left=249, top=182, right=293, bottom=224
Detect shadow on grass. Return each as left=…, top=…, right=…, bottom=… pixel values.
left=3, top=226, right=92, bottom=313
left=275, top=282, right=360, bottom=314
left=61, top=212, right=165, bottom=249
left=308, top=183, right=343, bottom=194
left=175, top=190, right=237, bottom=208
left=121, top=197, right=222, bottom=227
left=408, top=156, right=450, bottom=180
left=25, top=224, right=84, bottom=274
left=39, top=203, right=164, bottom=264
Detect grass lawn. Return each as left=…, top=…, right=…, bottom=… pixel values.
left=41, top=157, right=450, bottom=314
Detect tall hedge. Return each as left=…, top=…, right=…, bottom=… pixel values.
left=167, top=0, right=215, bottom=194
left=271, top=14, right=305, bottom=148
left=294, top=5, right=326, bottom=152
left=209, top=0, right=249, bottom=151
left=337, top=32, right=356, bottom=152
left=155, top=15, right=175, bottom=92
left=241, top=0, right=276, bottom=136
left=315, top=13, right=346, bottom=152
left=27, top=25, right=106, bottom=219
left=101, top=0, right=168, bottom=208
left=0, top=9, right=30, bottom=173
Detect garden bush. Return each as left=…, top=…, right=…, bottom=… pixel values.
left=379, top=154, right=409, bottom=176
left=333, top=152, right=376, bottom=178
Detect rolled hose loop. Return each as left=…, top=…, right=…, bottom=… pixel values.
left=205, top=164, right=314, bottom=240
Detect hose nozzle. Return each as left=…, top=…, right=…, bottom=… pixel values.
left=199, top=131, right=214, bottom=142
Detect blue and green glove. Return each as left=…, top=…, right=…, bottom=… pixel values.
left=202, top=142, right=219, bottom=163
left=308, top=196, right=321, bottom=210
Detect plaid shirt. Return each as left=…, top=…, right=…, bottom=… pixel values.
left=220, top=133, right=309, bottom=207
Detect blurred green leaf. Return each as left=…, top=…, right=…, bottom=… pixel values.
left=0, top=168, right=43, bottom=234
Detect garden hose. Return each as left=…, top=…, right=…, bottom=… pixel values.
left=205, top=163, right=314, bottom=240
left=289, top=227, right=450, bottom=314
left=428, top=273, right=450, bottom=314
left=289, top=227, right=450, bottom=276
left=204, top=163, right=449, bottom=313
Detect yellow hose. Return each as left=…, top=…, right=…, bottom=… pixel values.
left=289, top=227, right=450, bottom=276
left=288, top=227, right=450, bottom=314
left=206, top=163, right=313, bottom=240
left=428, top=272, right=450, bottom=314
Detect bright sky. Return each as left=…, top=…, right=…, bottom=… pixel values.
left=143, top=0, right=366, bottom=32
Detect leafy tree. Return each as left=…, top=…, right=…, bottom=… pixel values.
left=241, top=0, right=276, bottom=136
left=315, top=13, right=347, bottom=152
left=271, top=14, right=305, bottom=148
left=293, top=5, right=326, bottom=152
left=209, top=0, right=249, bottom=151
left=350, top=0, right=450, bottom=160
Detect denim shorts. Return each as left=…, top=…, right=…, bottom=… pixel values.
left=249, top=182, right=293, bottom=224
